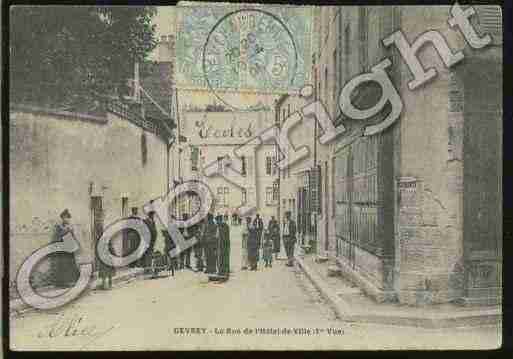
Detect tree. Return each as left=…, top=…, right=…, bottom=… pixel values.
left=10, top=6, right=158, bottom=107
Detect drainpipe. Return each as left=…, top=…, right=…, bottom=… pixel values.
left=275, top=94, right=290, bottom=223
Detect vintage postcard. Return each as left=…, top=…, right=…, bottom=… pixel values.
left=7, top=2, right=502, bottom=352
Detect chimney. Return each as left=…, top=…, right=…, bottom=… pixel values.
left=157, top=34, right=174, bottom=63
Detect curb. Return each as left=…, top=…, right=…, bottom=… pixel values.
left=10, top=268, right=144, bottom=316
left=295, top=255, right=501, bottom=328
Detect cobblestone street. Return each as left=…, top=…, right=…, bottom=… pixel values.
left=10, top=226, right=501, bottom=350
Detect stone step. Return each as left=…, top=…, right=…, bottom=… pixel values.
left=327, top=265, right=342, bottom=277
left=315, top=255, right=329, bottom=263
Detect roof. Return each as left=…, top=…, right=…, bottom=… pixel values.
left=141, top=62, right=175, bottom=131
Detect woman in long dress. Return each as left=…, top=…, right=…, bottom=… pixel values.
left=51, top=209, right=80, bottom=288
left=241, top=217, right=250, bottom=270
left=246, top=218, right=259, bottom=271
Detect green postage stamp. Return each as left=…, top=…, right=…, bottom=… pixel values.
left=174, top=3, right=315, bottom=94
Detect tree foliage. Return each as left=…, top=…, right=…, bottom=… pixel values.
left=10, top=6, right=158, bottom=107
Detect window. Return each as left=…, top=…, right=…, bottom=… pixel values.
left=242, top=189, right=247, bottom=203
left=272, top=156, right=277, bottom=176
left=217, top=186, right=229, bottom=207
left=314, top=68, right=318, bottom=100
left=273, top=181, right=279, bottom=201
left=247, top=156, right=253, bottom=177
left=217, top=156, right=224, bottom=173
left=217, top=187, right=223, bottom=206
left=332, top=157, right=336, bottom=218
left=241, top=155, right=247, bottom=176
left=359, top=7, right=368, bottom=71
left=266, top=187, right=274, bottom=206
left=266, top=156, right=272, bottom=175
left=315, top=70, right=321, bottom=100
left=121, top=197, right=129, bottom=217
left=191, top=146, right=199, bottom=171
left=324, top=67, right=328, bottom=102
left=282, top=109, right=286, bottom=124
left=287, top=104, right=291, bottom=117
left=476, top=5, right=502, bottom=45
left=344, top=25, right=351, bottom=82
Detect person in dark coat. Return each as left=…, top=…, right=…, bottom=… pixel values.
left=263, top=230, right=273, bottom=268
left=162, top=229, right=176, bottom=277
left=50, top=209, right=80, bottom=288
left=194, top=218, right=206, bottom=272
left=282, top=211, right=297, bottom=267
left=216, top=215, right=230, bottom=281
left=126, top=208, right=142, bottom=268
left=179, top=213, right=193, bottom=270
left=203, top=213, right=219, bottom=274
left=140, top=211, right=157, bottom=272
left=268, top=216, right=280, bottom=259
left=247, top=217, right=259, bottom=271
left=253, top=214, right=264, bottom=261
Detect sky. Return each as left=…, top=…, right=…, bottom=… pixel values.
left=153, top=6, right=176, bottom=37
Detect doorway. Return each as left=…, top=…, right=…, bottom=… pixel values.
left=90, top=196, right=104, bottom=272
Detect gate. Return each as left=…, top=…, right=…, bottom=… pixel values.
left=334, top=132, right=394, bottom=286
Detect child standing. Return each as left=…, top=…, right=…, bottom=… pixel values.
left=263, top=230, right=273, bottom=268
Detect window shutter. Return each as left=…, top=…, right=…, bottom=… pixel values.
left=247, top=156, right=254, bottom=177
left=476, top=5, right=502, bottom=45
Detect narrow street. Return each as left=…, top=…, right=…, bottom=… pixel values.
left=10, top=226, right=500, bottom=351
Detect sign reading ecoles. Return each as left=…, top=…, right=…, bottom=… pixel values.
left=184, top=111, right=274, bottom=145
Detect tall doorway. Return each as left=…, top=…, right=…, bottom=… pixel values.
left=90, top=196, right=104, bottom=272
left=462, top=59, right=502, bottom=305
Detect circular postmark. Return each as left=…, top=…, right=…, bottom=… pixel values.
left=202, top=8, right=299, bottom=111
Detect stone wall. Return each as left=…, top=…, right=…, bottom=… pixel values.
left=10, top=108, right=168, bottom=293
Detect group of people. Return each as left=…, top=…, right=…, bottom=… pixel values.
left=50, top=207, right=297, bottom=290
left=187, top=212, right=231, bottom=282
left=162, top=212, right=231, bottom=280
left=241, top=211, right=297, bottom=271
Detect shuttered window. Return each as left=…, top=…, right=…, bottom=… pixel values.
left=475, top=5, right=502, bottom=45
left=359, top=7, right=369, bottom=71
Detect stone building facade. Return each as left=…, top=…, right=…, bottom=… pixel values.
left=276, top=5, right=502, bottom=306
left=178, top=110, right=279, bottom=221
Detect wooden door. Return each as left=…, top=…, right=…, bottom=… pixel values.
left=90, top=196, right=104, bottom=272
left=462, top=61, right=501, bottom=304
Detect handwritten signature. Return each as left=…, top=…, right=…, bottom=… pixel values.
left=37, top=315, right=117, bottom=349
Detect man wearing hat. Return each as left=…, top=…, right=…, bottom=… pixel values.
left=140, top=210, right=158, bottom=270
left=203, top=212, right=219, bottom=274
left=253, top=213, right=264, bottom=261
left=50, top=209, right=80, bottom=288
left=282, top=211, right=297, bottom=267
left=216, top=214, right=230, bottom=281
